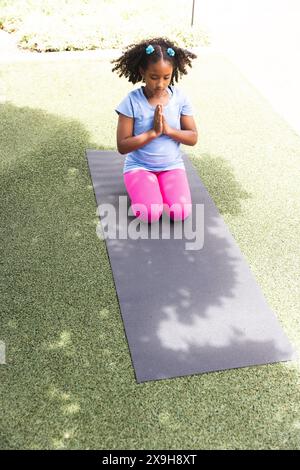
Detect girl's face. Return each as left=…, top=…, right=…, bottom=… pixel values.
left=140, top=60, right=173, bottom=98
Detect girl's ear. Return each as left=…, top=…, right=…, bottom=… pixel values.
left=139, top=67, right=145, bottom=79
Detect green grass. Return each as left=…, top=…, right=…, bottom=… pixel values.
left=0, top=54, right=300, bottom=449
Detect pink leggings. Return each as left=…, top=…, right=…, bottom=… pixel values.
left=123, top=168, right=192, bottom=222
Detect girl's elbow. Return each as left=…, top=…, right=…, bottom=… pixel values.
left=117, top=142, right=126, bottom=154
left=191, top=131, right=198, bottom=146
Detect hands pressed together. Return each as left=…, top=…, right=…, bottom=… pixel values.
left=153, top=104, right=172, bottom=137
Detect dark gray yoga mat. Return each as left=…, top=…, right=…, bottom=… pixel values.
left=86, top=150, right=295, bottom=383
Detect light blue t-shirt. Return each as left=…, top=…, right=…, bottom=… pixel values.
left=115, top=86, right=194, bottom=174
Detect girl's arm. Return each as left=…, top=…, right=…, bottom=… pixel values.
left=163, top=114, right=198, bottom=146
left=117, top=111, right=162, bottom=155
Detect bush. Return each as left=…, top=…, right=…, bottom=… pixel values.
left=0, top=0, right=210, bottom=52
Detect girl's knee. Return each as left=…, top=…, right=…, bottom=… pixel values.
left=131, top=202, right=163, bottom=223
left=169, top=202, right=192, bottom=221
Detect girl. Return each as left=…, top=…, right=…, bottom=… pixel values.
left=111, top=37, right=198, bottom=223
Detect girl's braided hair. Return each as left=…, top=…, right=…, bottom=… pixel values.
left=111, top=37, right=197, bottom=86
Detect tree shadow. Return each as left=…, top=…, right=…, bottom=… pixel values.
left=0, top=103, right=299, bottom=450
left=189, top=153, right=251, bottom=216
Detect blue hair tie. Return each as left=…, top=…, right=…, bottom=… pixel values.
left=145, top=44, right=155, bottom=55
left=167, top=47, right=175, bottom=57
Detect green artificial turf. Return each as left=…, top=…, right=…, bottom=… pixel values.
left=0, top=53, right=300, bottom=449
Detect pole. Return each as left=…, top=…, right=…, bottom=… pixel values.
left=191, top=0, right=195, bottom=27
